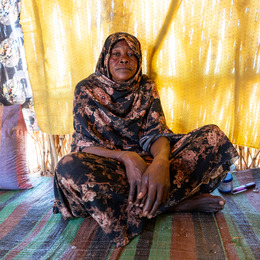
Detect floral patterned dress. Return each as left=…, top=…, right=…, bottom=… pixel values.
left=53, top=32, right=239, bottom=247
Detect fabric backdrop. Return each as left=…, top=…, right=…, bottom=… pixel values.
left=20, top=0, right=260, bottom=149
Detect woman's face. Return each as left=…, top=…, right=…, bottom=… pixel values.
left=108, top=40, right=138, bottom=83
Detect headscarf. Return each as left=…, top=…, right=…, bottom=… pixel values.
left=95, top=32, right=142, bottom=89
left=71, top=32, right=178, bottom=154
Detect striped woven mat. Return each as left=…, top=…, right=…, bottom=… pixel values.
left=0, top=169, right=259, bottom=260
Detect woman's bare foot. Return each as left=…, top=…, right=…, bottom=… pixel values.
left=169, top=194, right=225, bottom=213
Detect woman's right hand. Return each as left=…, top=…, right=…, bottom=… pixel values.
left=119, top=151, right=148, bottom=205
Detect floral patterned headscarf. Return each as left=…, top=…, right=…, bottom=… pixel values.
left=71, top=32, right=177, bottom=154
left=95, top=32, right=142, bottom=87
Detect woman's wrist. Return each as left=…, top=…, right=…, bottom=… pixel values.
left=152, top=155, right=170, bottom=166
left=150, top=137, right=170, bottom=159
left=116, top=151, right=128, bottom=162
left=152, top=151, right=170, bottom=162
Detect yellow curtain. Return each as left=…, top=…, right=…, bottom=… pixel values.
left=20, top=0, right=260, bottom=149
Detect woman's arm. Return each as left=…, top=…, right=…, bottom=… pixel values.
left=138, top=136, right=171, bottom=218
left=150, top=136, right=170, bottom=160
left=82, top=146, right=127, bottom=161
left=82, top=146, right=148, bottom=204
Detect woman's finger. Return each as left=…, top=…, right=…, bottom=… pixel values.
left=147, top=187, right=164, bottom=218
left=135, top=193, right=147, bottom=208
left=128, top=181, right=136, bottom=204
left=137, top=175, right=148, bottom=200
left=139, top=194, right=147, bottom=207
left=134, top=178, right=142, bottom=206
left=142, top=185, right=156, bottom=217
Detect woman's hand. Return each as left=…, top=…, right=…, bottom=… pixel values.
left=138, top=156, right=170, bottom=218
left=119, top=151, right=148, bottom=205
left=138, top=136, right=171, bottom=218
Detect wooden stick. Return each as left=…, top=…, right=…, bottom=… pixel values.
left=49, top=135, right=58, bottom=174
left=59, top=135, right=66, bottom=158
left=41, top=133, right=46, bottom=176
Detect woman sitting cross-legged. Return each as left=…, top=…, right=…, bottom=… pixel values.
left=53, top=32, right=239, bottom=247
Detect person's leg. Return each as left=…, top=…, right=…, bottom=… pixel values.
left=53, top=152, right=129, bottom=218
left=161, top=124, right=238, bottom=214
left=53, top=152, right=145, bottom=247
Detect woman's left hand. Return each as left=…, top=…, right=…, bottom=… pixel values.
left=138, top=156, right=170, bottom=218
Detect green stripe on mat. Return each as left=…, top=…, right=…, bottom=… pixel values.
left=41, top=218, right=84, bottom=260
left=213, top=214, right=228, bottom=260
left=148, top=214, right=172, bottom=260
left=117, top=214, right=172, bottom=260
left=107, top=244, right=116, bottom=259
left=0, top=191, right=20, bottom=204
left=0, top=178, right=52, bottom=223
left=13, top=214, right=63, bottom=259
left=117, top=232, right=140, bottom=260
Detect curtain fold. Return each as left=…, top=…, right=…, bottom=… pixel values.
left=20, top=0, right=260, bottom=149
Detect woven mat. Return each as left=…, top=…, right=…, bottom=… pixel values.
left=0, top=169, right=259, bottom=260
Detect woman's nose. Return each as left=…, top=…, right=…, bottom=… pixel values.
left=120, top=59, right=129, bottom=63
left=120, top=54, right=129, bottom=63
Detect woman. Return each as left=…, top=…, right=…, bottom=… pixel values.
left=53, top=32, right=238, bottom=247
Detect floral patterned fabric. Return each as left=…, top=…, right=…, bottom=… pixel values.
left=53, top=32, right=239, bottom=247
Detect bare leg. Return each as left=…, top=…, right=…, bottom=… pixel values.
left=169, top=194, right=225, bottom=213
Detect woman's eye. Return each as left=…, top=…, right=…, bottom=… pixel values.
left=112, top=52, right=120, bottom=56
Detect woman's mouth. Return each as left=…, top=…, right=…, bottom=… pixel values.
left=116, top=67, right=132, bottom=71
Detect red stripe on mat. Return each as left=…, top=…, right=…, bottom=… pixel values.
left=3, top=208, right=53, bottom=259
left=170, top=213, right=197, bottom=259
left=0, top=203, right=30, bottom=240
left=109, top=246, right=125, bottom=260
left=215, top=212, right=239, bottom=260
left=61, top=217, right=99, bottom=259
